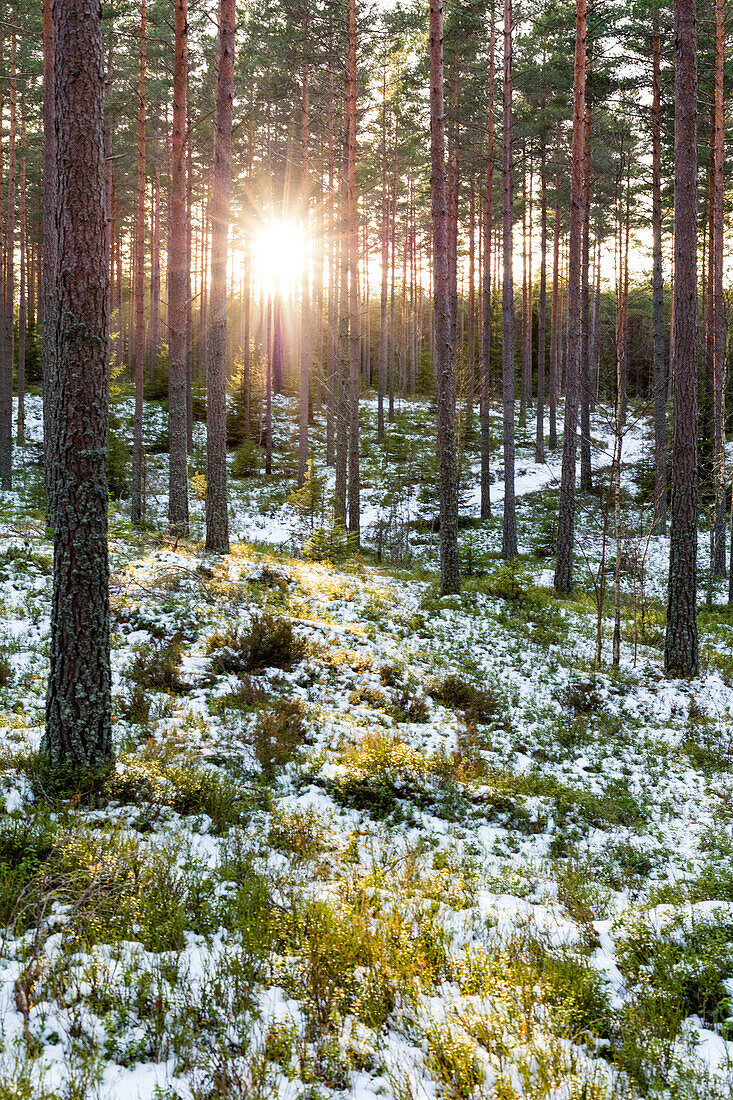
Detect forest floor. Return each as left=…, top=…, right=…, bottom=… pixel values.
left=1, top=388, right=733, bottom=1100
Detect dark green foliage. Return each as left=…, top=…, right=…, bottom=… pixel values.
left=432, top=674, right=505, bottom=723
left=251, top=699, right=308, bottom=775
left=206, top=613, right=306, bottom=674
left=127, top=636, right=187, bottom=693
left=616, top=910, right=733, bottom=1037
left=109, top=758, right=256, bottom=834
left=0, top=813, right=58, bottom=926
left=108, top=420, right=131, bottom=500
left=231, top=439, right=262, bottom=479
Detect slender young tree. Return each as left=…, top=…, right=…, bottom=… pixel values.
left=378, top=60, right=389, bottom=443
left=346, top=0, right=361, bottom=542
left=17, top=107, right=26, bottom=446
left=651, top=10, right=667, bottom=536
left=501, top=0, right=517, bottom=560
left=554, top=0, right=587, bottom=594
left=429, top=0, right=460, bottom=593
left=297, top=57, right=311, bottom=488
left=665, top=0, right=698, bottom=676
left=168, top=0, right=190, bottom=538
left=480, top=13, right=496, bottom=519
left=536, top=133, right=547, bottom=464
left=0, top=23, right=16, bottom=490
left=205, top=0, right=235, bottom=553
left=43, top=0, right=112, bottom=772
left=131, top=0, right=147, bottom=526
left=711, top=0, right=725, bottom=577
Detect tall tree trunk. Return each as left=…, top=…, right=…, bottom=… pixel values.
left=554, top=0, right=586, bottom=594
left=335, top=142, right=349, bottom=526
left=149, top=164, right=161, bottom=385
left=712, top=0, right=726, bottom=577
left=579, top=45, right=592, bottom=492
left=17, top=107, right=25, bottom=446
left=651, top=14, right=667, bottom=535
left=536, top=135, right=547, bottom=463
left=480, top=15, right=496, bottom=519
left=388, top=140, right=397, bottom=422
left=205, top=0, right=235, bottom=552
left=325, top=69, right=336, bottom=464
left=185, top=119, right=194, bottom=451
left=665, top=0, right=698, bottom=676
left=520, top=151, right=532, bottom=426
left=548, top=122, right=561, bottom=451
left=501, top=0, right=517, bottom=560
left=0, top=23, right=16, bottom=490
left=429, top=0, right=460, bottom=593
left=346, top=0, right=360, bottom=541
left=378, top=63, right=388, bottom=442
left=298, top=59, right=311, bottom=488
left=44, top=0, right=112, bottom=772
left=168, top=0, right=189, bottom=538
left=266, top=296, right=273, bottom=475
left=466, top=180, right=476, bottom=423
left=131, top=0, right=147, bottom=525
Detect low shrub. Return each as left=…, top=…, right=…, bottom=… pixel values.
left=206, top=613, right=307, bottom=674
left=251, top=699, right=308, bottom=775
left=431, top=674, right=505, bottom=723
left=127, top=636, right=187, bottom=694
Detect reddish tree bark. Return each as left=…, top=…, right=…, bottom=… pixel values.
left=481, top=13, right=496, bottom=520
left=205, top=0, right=235, bottom=552
left=554, top=0, right=586, bottom=594
left=0, top=23, right=16, bottom=489
left=346, top=0, right=360, bottom=541
left=131, top=0, right=147, bottom=525
left=712, top=0, right=726, bottom=576
left=665, top=0, right=698, bottom=676
left=168, top=0, right=190, bottom=538
left=429, top=0, right=459, bottom=592
left=651, top=13, right=667, bottom=536
left=17, top=106, right=26, bottom=446
left=44, top=0, right=112, bottom=772
left=501, top=0, right=517, bottom=560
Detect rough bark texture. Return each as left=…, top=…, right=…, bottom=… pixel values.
left=42, top=0, right=57, bottom=528
left=43, top=0, right=112, bottom=773
left=297, top=61, right=311, bottom=489
left=535, top=138, right=547, bottom=464
left=554, top=0, right=586, bottom=594
left=0, top=26, right=16, bottom=490
left=479, top=17, right=495, bottom=520
left=651, top=15, right=667, bottom=536
left=149, top=165, right=161, bottom=384
left=168, top=0, right=189, bottom=538
left=579, top=50, right=592, bottom=493
left=17, top=112, right=26, bottom=446
left=665, top=0, right=698, bottom=677
left=501, top=0, right=517, bottom=561
left=548, top=122, right=561, bottom=452
left=346, top=0, right=360, bottom=542
left=378, top=65, right=388, bottom=443
left=429, top=0, right=460, bottom=593
left=711, top=0, right=726, bottom=576
left=131, top=0, right=146, bottom=526
left=205, top=0, right=234, bottom=553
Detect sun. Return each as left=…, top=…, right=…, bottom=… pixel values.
left=250, top=220, right=307, bottom=299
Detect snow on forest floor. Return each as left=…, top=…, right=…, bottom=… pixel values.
left=1, top=390, right=733, bottom=1099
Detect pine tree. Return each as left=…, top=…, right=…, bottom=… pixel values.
left=44, top=0, right=112, bottom=773
left=665, top=0, right=698, bottom=677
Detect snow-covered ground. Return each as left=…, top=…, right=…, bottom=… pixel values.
left=0, top=391, right=732, bottom=1098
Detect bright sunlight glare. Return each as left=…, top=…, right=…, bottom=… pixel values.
left=249, top=220, right=306, bottom=299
